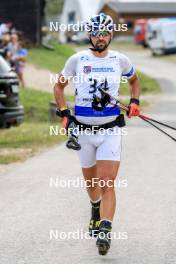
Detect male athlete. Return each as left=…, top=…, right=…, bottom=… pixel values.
left=54, top=13, right=140, bottom=255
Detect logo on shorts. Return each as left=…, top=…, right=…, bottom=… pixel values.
left=83, top=66, right=92, bottom=74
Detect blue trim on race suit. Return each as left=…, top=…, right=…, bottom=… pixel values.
left=75, top=106, right=120, bottom=117
left=122, top=67, right=135, bottom=78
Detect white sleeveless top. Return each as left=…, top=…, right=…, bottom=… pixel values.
left=61, top=49, right=135, bottom=125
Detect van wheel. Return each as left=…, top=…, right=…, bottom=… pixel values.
left=0, top=123, right=11, bottom=129
left=152, top=49, right=164, bottom=56
left=6, top=123, right=11, bottom=129
left=142, top=43, right=148, bottom=48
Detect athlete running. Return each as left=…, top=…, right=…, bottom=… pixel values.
left=54, top=13, right=141, bottom=255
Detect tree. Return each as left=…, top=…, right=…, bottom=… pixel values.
left=46, top=0, right=64, bottom=16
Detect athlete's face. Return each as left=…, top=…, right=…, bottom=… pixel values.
left=91, top=33, right=112, bottom=51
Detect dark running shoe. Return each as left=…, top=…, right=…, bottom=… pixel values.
left=96, top=220, right=112, bottom=255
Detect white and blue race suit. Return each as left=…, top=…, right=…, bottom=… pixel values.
left=61, top=49, right=135, bottom=167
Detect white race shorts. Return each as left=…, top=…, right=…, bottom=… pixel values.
left=77, top=126, right=122, bottom=168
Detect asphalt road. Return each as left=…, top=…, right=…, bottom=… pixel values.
left=0, top=50, right=176, bottom=264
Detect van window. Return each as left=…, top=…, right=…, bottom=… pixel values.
left=153, top=30, right=157, bottom=38
left=68, top=11, right=75, bottom=23
left=134, top=25, right=142, bottom=34
left=149, top=30, right=157, bottom=40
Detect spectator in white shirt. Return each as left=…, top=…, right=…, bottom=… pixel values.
left=0, top=22, right=12, bottom=38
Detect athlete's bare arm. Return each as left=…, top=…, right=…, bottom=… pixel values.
left=128, top=73, right=140, bottom=99
left=54, top=74, right=68, bottom=108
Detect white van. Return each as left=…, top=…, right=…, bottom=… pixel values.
left=146, top=18, right=176, bottom=55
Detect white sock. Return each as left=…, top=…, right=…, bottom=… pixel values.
left=90, top=197, right=101, bottom=204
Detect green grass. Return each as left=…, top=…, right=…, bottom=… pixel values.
left=0, top=155, right=20, bottom=164
left=28, top=43, right=75, bottom=72
left=0, top=88, right=66, bottom=164
left=0, top=122, right=64, bottom=148
left=65, top=94, right=75, bottom=102
left=119, top=70, right=160, bottom=95
left=20, top=88, right=54, bottom=122
left=137, top=71, right=160, bottom=93
left=19, top=88, right=74, bottom=121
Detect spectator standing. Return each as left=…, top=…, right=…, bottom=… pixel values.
left=7, top=33, right=19, bottom=59
left=14, top=41, right=28, bottom=87
left=0, top=22, right=12, bottom=38
left=7, top=33, right=28, bottom=87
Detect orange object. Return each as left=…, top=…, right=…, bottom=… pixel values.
left=62, top=116, right=69, bottom=129
left=128, top=103, right=140, bottom=118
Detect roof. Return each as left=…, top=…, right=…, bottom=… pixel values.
left=101, top=0, right=176, bottom=14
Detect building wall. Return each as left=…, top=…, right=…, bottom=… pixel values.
left=101, top=5, right=176, bottom=36
left=0, top=0, right=45, bottom=44
left=59, top=0, right=82, bottom=43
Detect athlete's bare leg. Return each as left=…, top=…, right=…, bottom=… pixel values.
left=82, top=161, right=120, bottom=219
left=82, top=165, right=101, bottom=237
left=82, top=165, right=101, bottom=201
left=96, top=160, right=120, bottom=221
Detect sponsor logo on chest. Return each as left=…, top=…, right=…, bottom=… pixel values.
left=83, top=66, right=115, bottom=74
